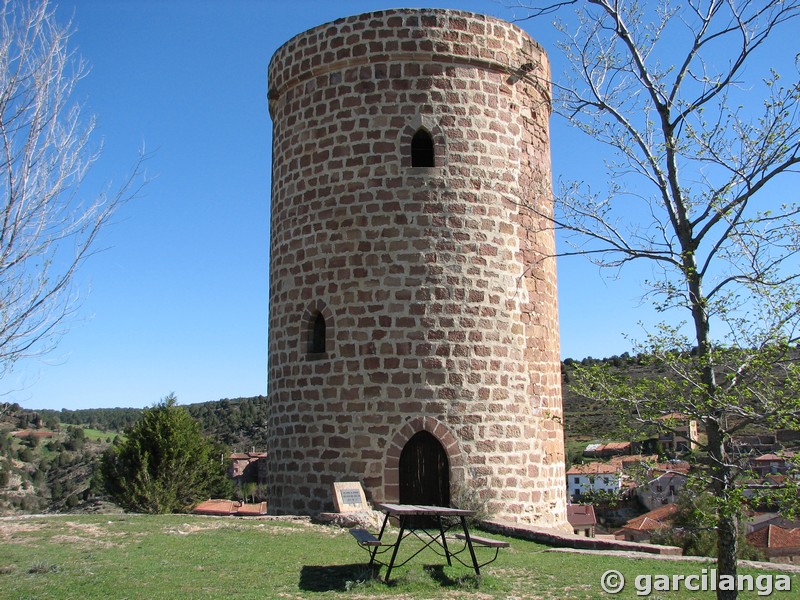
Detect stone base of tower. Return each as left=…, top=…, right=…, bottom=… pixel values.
left=455, top=428, right=572, bottom=533
left=487, top=493, right=572, bottom=533
left=265, top=410, right=571, bottom=534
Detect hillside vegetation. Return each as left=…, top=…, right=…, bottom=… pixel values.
left=0, top=410, right=114, bottom=514
left=1, top=353, right=796, bottom=514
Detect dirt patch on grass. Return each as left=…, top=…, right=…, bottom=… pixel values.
left=49, top=521, right=131, bottom=548
left=161, top=515, right=344, bottom=538
left=0, top=517, right=137, bottom=548
left=261, top=519, right=347, bottom=538
left=0, top=520, right=46, bottom=544
left=163, top=521, right=236, bottom=535
left=50, top=533, right=121, bottom=549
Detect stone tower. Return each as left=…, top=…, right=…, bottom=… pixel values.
left=266, top=8, right=569, bottom=529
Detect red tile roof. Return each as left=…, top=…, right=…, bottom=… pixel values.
left=567, top=504, right=597, bottom=527
left=604, top=442, right=632, bottom=451
left=193, top=499, right=238, bottom=516
left=567, top=462, right=620, bottom=475
left=235, top=502, right=268, bottom=516
left=753, top=453, right=784, bottom=462
left=747, top=525, right=800, bottom=549
left=621, top=503, right=678, bottom=532
left=651, top=461, right=691, bottom=474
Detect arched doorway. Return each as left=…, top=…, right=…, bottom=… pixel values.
left=399, top=431, right=450, bottom=507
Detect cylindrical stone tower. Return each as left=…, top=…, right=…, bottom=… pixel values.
left=267, top=8, right=569, bottom=529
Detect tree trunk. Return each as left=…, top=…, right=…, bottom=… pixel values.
left=716, top=508, right=739, bottom=600
left=706, top=419, right=739, bottom=600
left=687, top=261, right=740, bottom=599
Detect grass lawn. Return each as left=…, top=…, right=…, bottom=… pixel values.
left=0, top=514, right=795, bottom=599
left=81, top=428, right=118, bottom=442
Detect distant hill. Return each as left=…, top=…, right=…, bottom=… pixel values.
left=561, top=353, right=648, bottom=440
left=183, top=395, right=269, bottom=451
left=38, top=395, right=270, bottom=451
left=560, top=351, right=798, bottom=445
left=0, top=406, right=114, bottom=514
left=4, top=350, right=795, bottom=515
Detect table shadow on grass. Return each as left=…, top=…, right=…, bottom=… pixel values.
left=299, top=563, right=482, bottom=591
left=423, top=564, right=482, bottom=588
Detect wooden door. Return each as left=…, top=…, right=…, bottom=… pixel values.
left=399, top=431, right=450, bottom=507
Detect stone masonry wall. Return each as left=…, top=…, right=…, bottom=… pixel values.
left=267, top=8, right=569, bottom=530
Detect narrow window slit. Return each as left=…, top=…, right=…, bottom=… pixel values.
left=411, top=129, right=434, bottom=167
left=310, top=312, right=326, bottom=354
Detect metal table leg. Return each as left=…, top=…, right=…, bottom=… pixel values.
left=459, top=516, right=481, bottom=576
left=437, top=516, right=452, bottom=566
left=384, top=517, right=406, bottom=582
left=369, top=511, right=391, bottom=568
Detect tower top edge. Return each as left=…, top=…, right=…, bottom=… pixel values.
left=268, top=8, right=549, bottom=106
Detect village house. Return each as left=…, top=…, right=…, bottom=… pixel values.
left=746, top=525, right=800, bottom=564
left=636, top=461, right=691, bottom=510
left=746, top=513, right=800, bottom=534
left=615, top=503, right=678, bottom=543
left=657, top=413, right=698, bottom=454
left=777, top=429, right=800, bottom=446
left=566, top=462, right=623, bottom=500
left=228, top=451, right=268, bottom=483
left=566, top=504, right=597, bottom=537
left=751, top=452, right=792, bottom=476
left=743, top=473, right=788, bottom=503
left=727, top=434, right=778, bottom=457
left=638, top=471, right=688, bottom=511
left=227, top=451, right=268, bottom=501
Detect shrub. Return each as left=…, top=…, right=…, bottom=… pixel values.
left=102, top=394, right=232, bottom=513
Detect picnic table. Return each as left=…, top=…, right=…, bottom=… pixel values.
left=350, top=502, right=509, bottom=582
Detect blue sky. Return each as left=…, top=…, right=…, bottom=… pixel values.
left=6, top=0, right=797, bottom=411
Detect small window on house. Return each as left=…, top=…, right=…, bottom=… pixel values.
left=411, top=129, right=434, bottom=167
left=310, top=312, right=326, bottom=354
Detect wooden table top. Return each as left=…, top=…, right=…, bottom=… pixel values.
left=375, top=503, right=475, bottom=517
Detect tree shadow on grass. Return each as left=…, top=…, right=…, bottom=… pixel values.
left=299, top=564, right=378, bottom=592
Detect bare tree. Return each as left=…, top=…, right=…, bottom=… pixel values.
left=0, top=0, right=143, bottom=381
left=515, top=1, right=800, bottom=596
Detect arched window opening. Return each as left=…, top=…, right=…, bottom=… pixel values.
left=310, top=312, right=326, bottom=354
left=411, top=129, right=435, bottom=167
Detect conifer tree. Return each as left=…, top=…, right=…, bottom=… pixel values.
left=102, top=394, right=232, bottom=513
